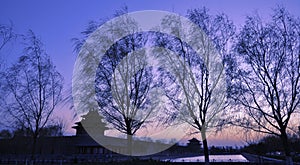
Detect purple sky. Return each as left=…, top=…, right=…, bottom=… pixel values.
left=1, top=0, right=300, bottom=146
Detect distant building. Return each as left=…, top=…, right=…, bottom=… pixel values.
left=72, top=110, right=109, bottom=137
left=0, top=110, right=203, bottom=161
left=187, top=138, right=202, bottom=151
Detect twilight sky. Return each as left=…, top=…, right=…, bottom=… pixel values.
left=0, top=0, right=299, bottom=146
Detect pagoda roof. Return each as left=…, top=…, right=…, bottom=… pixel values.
left=72, top=110, right=109, bottom=131
left=188, top=138, right=200, bottom=142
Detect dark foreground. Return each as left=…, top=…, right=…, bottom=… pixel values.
left=1, top=153, right=299, bottom=165
left=0, top=160, right=289, bottom=165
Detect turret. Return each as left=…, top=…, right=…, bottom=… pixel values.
left=72, top=110, right=109, bottom=136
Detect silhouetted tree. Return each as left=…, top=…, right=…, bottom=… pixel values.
left=1, top=30, right=63, bottom=157
left=39, top=125, right=63, bottom=137
left=0, top=129, right=12, bottom=139
left=231, top=7, right=300, bottom=165
left=0, top=23, right=15, bottom=126
left=243, top=134, right=300, bottom=157
left=73, top=8, right=162, bottom=155
left=12, top=127, right=32, bottom=137
left=154, top=8, right=235, bottom=165
left=96, top=42, right=159, bottom=155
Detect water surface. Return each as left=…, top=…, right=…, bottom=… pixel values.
left=168, top=154, right=248, bottom=162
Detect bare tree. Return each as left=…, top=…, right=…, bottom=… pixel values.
left=72, top=8, right=163, bottom=155
left=231, top=7, right=300, bottom=165
left=154, top=8, right=235, bottom=164
left=1, top=30, right=64, bottom=157
left=96, top=35, right=161, bottom=155
left=0, top=23, right=15, bottom=124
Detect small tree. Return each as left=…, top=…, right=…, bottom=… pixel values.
left=231, top=7, right=300, bottom=165
left=39, top=125, right=64, bottom=137
left=2, top=30, right=63, bottom=157
left=0, top=129, right=12, bottom=139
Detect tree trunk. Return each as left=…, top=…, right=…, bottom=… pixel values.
left=127, top=134, right=133, bottom=156
left=281, top=132, right=293, bottom=165
left=201, top=131, right=210, bottom=165
left=30, top=135, right=37, bottom=163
